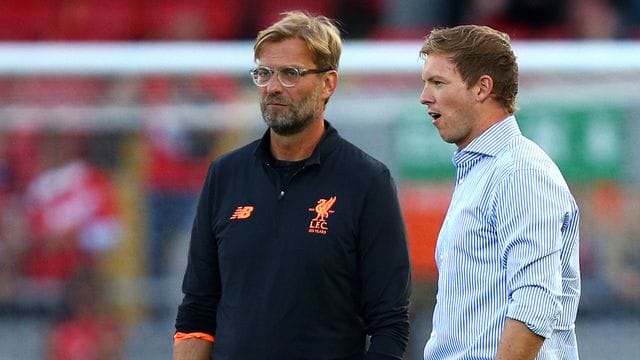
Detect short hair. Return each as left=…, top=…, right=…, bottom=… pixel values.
left=254, top=10, right=342, bottom=71
left=420, top=25, right=518, bottom=114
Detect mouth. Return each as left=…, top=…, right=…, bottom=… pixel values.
left=263, top=102, right=288, bottom=111
left=265, top=98, right=288, bottom=107
left=428, top=111, right=441, bottom=121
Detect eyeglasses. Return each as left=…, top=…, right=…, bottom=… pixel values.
left=249, top=65, right=332, bottom=87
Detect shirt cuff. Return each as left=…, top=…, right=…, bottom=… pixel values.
left=507, top=286, right=560, bottom=338
left=174, top=332, right=215, bottom=343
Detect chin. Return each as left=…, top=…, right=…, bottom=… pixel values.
left=269, top=121, right=308, bottom=136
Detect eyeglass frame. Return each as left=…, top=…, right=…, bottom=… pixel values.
left=249, top=65, right=333, bottom=88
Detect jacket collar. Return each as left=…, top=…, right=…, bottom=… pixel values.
left=253, top=120, right=340, bottom=166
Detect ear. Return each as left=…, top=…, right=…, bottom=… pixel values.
left=475, top=75, right=493, bottom=102
left=322, top=70, right=339, bottom=99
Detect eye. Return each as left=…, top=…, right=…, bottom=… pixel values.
left=426, top=78, right=445, bottom=88
left=255, top=68, right=272, bottom=77
left=281, top=67, right=300, bottom=79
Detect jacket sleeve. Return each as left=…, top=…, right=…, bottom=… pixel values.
left=358, top=169, right=411, bottom=359
left=175, top=162, right=221, bottom=335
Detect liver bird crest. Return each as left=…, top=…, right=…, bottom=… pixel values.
left=310, top=196, right=336, bottom=221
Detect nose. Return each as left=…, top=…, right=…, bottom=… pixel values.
left=420, top=84, right=434, bottom=106
left=265, top=74, right=284, bottom=93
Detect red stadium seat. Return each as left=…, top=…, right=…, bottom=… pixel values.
left=45, top=0, right=143, bottom=40
left=253, top=0, right=338, bottom=33
left=189, top=74, right=242, bottom=102
left=142, top=0, right=245, bottom=40
left=11, top=76, right=105, bottom=105
left=140, top=75, right=172, bottom=105
left=0, top=0, right=59, bottom=40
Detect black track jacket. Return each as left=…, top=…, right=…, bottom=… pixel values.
left=175, top=121, right=411, bottom=359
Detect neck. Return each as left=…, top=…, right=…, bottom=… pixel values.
left=475, top=105, right=511, bottom=134
left=270, top=118, right=325, bottom=161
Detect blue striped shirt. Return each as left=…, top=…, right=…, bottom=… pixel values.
left=423, top=116, right=581, bottom=360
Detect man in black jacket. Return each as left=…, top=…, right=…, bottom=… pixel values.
left=174, top=10, right=411, bottom=360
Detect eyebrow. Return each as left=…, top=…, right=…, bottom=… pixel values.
left=425, top=75, right=446, bottom=83
left=256, top=63, right=307, bottom=69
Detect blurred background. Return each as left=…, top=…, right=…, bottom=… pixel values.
left=0, top=0, right=639, bottom=359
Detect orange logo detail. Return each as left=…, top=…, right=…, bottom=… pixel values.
left=308, top=196, right=336, bottom=234
left=230, top=206, right=254, bottom=220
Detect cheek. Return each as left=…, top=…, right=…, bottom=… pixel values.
left=442, top=90, right=469, bottom=112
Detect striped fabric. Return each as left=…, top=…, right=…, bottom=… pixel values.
left=423, top=116, right=581, bottom=360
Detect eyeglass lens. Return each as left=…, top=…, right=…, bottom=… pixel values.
left=251, top=66, right=301, bottom=87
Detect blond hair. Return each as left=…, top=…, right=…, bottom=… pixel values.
left=254, top=10, right=342, bottom=71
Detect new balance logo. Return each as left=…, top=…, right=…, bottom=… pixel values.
left=308, top=196, right=336, bottom=234
left=230, top=206, right=254, bottom=220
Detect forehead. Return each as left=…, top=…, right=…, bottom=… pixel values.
left=257, top=38, right=315, bottom=67
left=422, top=53, right=459, bottom=77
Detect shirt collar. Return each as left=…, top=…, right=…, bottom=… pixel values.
left=454, top=115, right=521, bottom=163
left=253, top=120, right=340, bottom=166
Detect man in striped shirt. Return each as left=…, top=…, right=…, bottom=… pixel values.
left=419, top=25, right=581, bottom=359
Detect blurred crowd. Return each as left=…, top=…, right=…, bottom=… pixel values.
left=0, top=74, right=230, bottom=311
left=0, top=73, right=231, bottom=358
left=1, top=0, right=640, bottom=41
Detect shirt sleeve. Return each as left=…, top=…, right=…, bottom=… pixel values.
left=175, top=163, right=221, bottom=335
left=495, top=168, right=574, bottom=338
left=357, top=169, right=411, bottom=359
